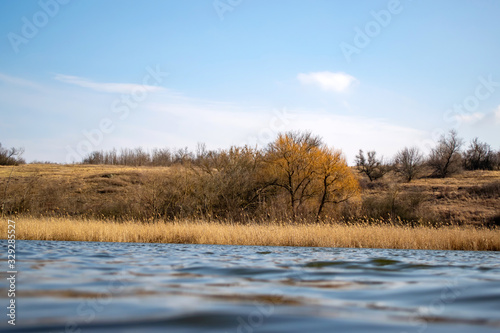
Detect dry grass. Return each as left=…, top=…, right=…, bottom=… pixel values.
left=0, top=163, right=166, bottom=178
left=2, top=217, right=499, bottom=251
left=357, top=169, right=500, bottom=225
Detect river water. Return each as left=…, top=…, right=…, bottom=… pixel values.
left=1, top=240, right=499, bottom=332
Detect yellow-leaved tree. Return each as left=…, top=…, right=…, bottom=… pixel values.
left=315, top=146, right=359, bottom=220
left=265, top=131, right=359, bottom=220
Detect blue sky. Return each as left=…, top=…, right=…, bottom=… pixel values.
left=1, top=0, right=499, bottom=163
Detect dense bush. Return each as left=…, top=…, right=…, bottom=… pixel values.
left=360, top=186, right=431, bottom=224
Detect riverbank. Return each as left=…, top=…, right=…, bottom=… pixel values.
left=2, top=217, right=499, bottom=251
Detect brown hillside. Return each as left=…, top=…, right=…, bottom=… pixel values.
left=0, top=164, right=499, bottom=226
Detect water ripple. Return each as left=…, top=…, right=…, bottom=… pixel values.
left=0, top=240, right=499, bottom=332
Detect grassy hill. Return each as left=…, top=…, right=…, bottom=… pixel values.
left=356, top=168, right=500, bottom=226
left=0, top=163, right=499, bottom=226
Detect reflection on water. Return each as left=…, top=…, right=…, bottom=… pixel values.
left=1, top=240, right=499, bottom=332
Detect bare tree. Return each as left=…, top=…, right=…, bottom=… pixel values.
left=174, top=147, right=194, bottom=165
left=355, top=149, right=389, bottom=181
left=463, top=138, right=496, bottom=170
left=133, top=147, right=150, bottom=166
left=151, top=148, right=172, bottom=166
left=428, top=130, right=463, bottom=177
left=394, top=146, right=424, bottom=182
left=0, top=144, right=25, bottom=165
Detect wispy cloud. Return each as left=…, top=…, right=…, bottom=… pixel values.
left=54, top=74, right=165, bottom=94
left=0, top=73, right=44, bottom=90
left=454, top=112, right=485, bottom=124
left=285, top=110, right=426, bottom=162
left=297, top=71, right=358, bottom=93
left=495, top=106, right=500, bottom=123
left=0, top=73, right=438, bottom=164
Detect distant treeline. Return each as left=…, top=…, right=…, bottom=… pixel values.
left=355, top=131, right=500, bottom=182
left=80, top=130, right=500, bottom=179
left=82, top=146, right=199, bottom=166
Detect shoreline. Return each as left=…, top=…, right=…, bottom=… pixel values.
left=2, top=217, right=499, bottom=251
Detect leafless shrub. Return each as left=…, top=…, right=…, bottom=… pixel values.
left=428, top=130, right=463, bottom=177
left=463, top=138, right=496, bottom=170
left=0, top=143, right=25, bottom=165
left=151, top=148, right=173, bottom=166
left=394, top=146, right=424, bottom=182
left=355, top=149, right=390, bottom=181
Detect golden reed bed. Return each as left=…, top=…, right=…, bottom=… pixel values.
left=2, top=217, right=499, bottom=251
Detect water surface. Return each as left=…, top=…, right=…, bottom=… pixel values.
left=1, top=240, right=499, bottom=332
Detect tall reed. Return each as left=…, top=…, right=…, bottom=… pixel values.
left=2, top=217, right=498, bottom=251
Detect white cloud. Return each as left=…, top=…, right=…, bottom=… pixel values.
left=495, top=106, right=500, bottom=123
left=297, top=71, right=358, bottom=93
left=284, top=110, right=426, bottom=163
left=453, top=112, right=485, bottom=124
left=54, top=74, right=165, bottom=94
